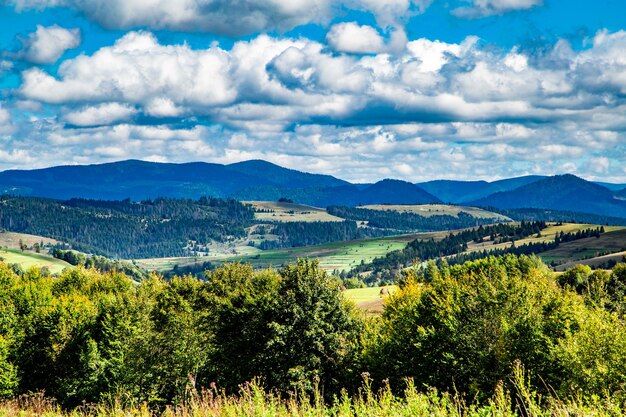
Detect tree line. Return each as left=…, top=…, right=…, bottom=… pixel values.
left=327, top=206, right=505, bottom=231
left=257, top=221, right=390, bottom=250
left=351, top=221, right=547, bottom=283
left=3, top=256, right=626, bottom=410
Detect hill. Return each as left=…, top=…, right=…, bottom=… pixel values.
left=0, top=160, right=441, bottom=206
left=358, top=204, right=510, bottom=220
left=349, top=179, right=440, bottom=206
left=0, top=159, right=348, bottom=201
left=0, top=247, right=72, bottom=274
left=418, top=175, right=545, bottom=203
left=471, top=174, right=626, bottom=218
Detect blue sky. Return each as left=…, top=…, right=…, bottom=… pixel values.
left=1, top=0, right=626, bottom=183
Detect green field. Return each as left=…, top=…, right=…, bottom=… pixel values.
left=0, top=248, right=72, bottom=274
left=244, top=201, right=344, bottom=223
left=137, top=228, right=468, bottom=274
left=359, top=204, right=511, bottom=220
left=540, top=228, right=626, bottom=265
left=138, top=235, right=413, bottom=273
left=344, top=285, right=397, bottom=314
left=466, top=223, right=625, bottom=253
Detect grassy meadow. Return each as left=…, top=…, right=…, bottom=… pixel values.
left=0, top=248, right=71, bottom=274
left=359, top=204, right=511, bottom=220
left=244, top=201, right=344, bottom=222
left=137, top=235, right=410, bottom=273
left=344, top=285, right=397, bottom=313
left=0, top=231, right=60, bottom=250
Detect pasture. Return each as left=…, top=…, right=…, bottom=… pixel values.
left=0, top=231, right=60, bottom=250
left=138, top=235, right=411, bottom=273
left=540, top=228, right=626, bottom=265
left=359, top=204, right=511, bottom=220
left=244, top=201, right=344, bottom=222
left=344, top=285, right=397, bottom=313
left=466, top=223, right=625, bottom=253
left=0, top=248, right=72, bottom=274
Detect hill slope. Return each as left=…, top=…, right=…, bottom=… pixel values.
left=419, top=175, right=545, bottom=203
left=471, top=174, right=626, bottom=218
left=0, top=160, right=439, bottom=206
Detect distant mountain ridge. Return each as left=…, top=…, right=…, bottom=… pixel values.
left=1, top=160, right=625, bottom=218
left=418, top=175, right=546, bottom=203
left=0, top=160, right=440, bottom=207
left=470, top=174, right=626, bottom=218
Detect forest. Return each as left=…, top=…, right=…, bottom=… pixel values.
left=257, top=220, right=390, bottom=249
left=2, top=256, right=626, bottom=415
left=327, top=205, right=504, bottom=231
left=489, top=207, right=626, bottom=225
left=0, top=196, right=255, bottom=258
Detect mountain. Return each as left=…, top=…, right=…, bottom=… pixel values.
left=418, top=175, right=546, bottom=203
left=0, top=160, right=439, bottom=206
left=228, top=160, right=347, bottom=188
left=595, top=181, right=626, bottom=191
left=357, top=179, right=440, bottom=205
left=471, top=174, right=626, bottom=218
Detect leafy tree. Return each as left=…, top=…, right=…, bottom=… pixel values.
left=364, top=255, right=585, bottom=398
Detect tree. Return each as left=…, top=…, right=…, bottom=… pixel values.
left=201, top=260, right=362, bottom=396
left=365, top=255, right=585, bottom=398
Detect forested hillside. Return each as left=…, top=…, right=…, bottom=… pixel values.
left=492, top=207, right=626, bottom=225
left=0, top=196, right=255, bottom=258
left=472, top=174, right=626, bottom=218
left=328, top=206, right=504, bottom=231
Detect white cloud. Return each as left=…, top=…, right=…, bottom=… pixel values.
left=9, top=0, right=432, bottom=36
left=21, top=31, right=235, bottom=106
left=20, top=25, right=81, bottom=64
left=0, top=105, right=15, bottom=136
left=453, top=0, right=542, bottom=18
left=63, top=103, right=137, bottom=126
left=8, top=28, right=626, bottom=182
left=327, top=23, right=385, bottom=54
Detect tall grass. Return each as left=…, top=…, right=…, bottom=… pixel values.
left=1, top=364, right=624, bottom=417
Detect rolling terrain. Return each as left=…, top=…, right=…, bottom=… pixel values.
left=2, top=160, right=626, bottom=220
left=471, top=174, right=626, bottom=218
left=359, top=204, right=511, bottom=220
left=418, top=175, right=546, bottom=203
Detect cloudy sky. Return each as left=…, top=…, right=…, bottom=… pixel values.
left=1, top=0, right=626, bottom=183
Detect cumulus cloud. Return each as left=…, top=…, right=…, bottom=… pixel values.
left=7, top=28, right=626, bottom=182
left=18, top=29, right=626, bottom=132
left=0, top=105, right=15, bottom=136
left=9, top=0, right=431, bottom=36
left=327, top=23, right=385, bottom=54
left=63, top=103, right=137, bottom=126
left=20, top=25, right=81, bottom=64
left=21, top=31, right=235, bottom=106
left=453, top=0, right=542, bottom=18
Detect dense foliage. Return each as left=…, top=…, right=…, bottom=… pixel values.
left=3, top=255, right=626, bottom=412
left=488, top=207, right=626, bottom=225
left=0, top=259, right=360, bottom=407
left=327, top=206, right=504, bottom=231
left=0, top=196, right=255, bottom=258
left=51, top=249, right=148, bottom=281
left=258, top=221, right=390, bottom=249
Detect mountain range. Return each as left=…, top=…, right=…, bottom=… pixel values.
left=1, top=159, right=626, bottom=218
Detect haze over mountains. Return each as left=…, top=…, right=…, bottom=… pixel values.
left=1, top=159, right=626, bottom=218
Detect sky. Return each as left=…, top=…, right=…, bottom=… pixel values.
left=1, top=0, right=626, bottom=183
